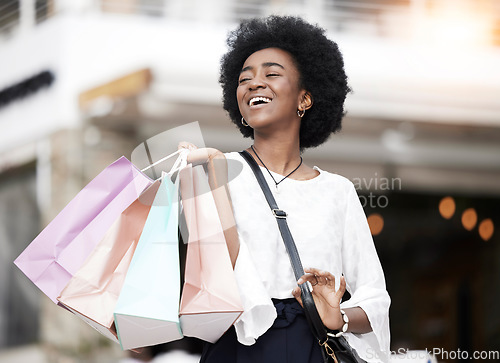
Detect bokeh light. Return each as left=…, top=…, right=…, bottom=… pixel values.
left=416, top=1, right=494, bottom=49
left=367, top=213, right=384, bottom=236
left=461, top=208, right=478, bottom=231
left=439, top=196, right=456, bottom=219
left=479, top=219, right=494, bottom=241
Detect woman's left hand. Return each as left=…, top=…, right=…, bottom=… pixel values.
left=292, top=267, right=346, bottom=331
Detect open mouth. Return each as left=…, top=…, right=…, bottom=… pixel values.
left=248, top=97, right=272, bottom=106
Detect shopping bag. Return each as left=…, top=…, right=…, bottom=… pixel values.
left=14, top=157, right=152, bottom=303
left=114, top=172, right=183, bottom=350
left=178, top=164, right=243, bottom=343
left=57, top=181, right=160, bottom=343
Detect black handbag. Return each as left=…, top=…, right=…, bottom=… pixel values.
left=240, top=150, right=363, bottom=363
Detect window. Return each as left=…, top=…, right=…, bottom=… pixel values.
left=0, top=0, right=20, bottom=36
left=0, top=163, right=41, bottom=348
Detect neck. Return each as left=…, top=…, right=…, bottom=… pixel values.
left=251, top=135, right=301, bottom=175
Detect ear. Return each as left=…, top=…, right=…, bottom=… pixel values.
left=299, top=91, right=313, bottom=111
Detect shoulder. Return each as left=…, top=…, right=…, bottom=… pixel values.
left=224, top=151, right=251, bottom=187
left=313, top=166, right=356, bottom=192
left=224, top=151, right=241, bottom=161
left=224, top=151, right=245, bottom=176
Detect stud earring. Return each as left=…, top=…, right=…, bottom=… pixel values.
left=241, top=117, right=249, bottom=126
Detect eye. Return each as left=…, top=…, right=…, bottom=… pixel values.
left=239, top=77, right=251, bottom=84
left=267, top=73, right=280, bottom=77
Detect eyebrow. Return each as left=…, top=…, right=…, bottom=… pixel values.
left=240, top=62, right=285, bottom=74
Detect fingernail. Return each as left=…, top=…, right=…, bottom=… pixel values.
left=297, top=278, right=303, bottom=284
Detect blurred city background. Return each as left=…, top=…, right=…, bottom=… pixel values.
left=0, top=0, right=499, bottom=362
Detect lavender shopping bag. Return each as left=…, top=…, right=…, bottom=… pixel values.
left=14, top=157, right=152, bottom=303
left=57, top=181, right=161, bottom=344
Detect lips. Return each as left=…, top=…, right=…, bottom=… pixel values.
left=248, top=96, right=272, bottom=106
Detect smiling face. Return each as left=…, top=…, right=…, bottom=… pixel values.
left=237, top=48, right=310, bottom=133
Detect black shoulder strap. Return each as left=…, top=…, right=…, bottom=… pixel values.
left=239, top=150, right=329, bottom=343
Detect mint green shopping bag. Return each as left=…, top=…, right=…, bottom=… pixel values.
left=114, top=172, right=183, bottom=350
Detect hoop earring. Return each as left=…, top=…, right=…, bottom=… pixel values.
left=297, top=108, right=305, bottom=118
left=241, top=117, right=249, bottom=127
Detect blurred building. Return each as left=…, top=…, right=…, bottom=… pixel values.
left=1, top=0, right=499, bottom=362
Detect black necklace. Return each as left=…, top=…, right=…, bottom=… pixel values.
left=251, top=145, right=303, bottom=191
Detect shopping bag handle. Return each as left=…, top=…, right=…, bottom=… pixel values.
left=167, top=149, right=189, bottom=177
left=141, top=149, right=185, bottom=173
left=150, top=149, right=189, bottom=182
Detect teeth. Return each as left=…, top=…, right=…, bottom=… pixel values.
left=249, top=97, right=272, bottom=106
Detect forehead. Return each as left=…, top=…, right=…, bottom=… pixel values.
left=241, top=48, right=298, bottom=71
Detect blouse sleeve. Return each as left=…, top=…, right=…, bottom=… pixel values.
left=232, top=233, right=277, bottom=346
left=339, top=183, right=391, bottom=363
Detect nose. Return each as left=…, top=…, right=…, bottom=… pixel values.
left=248, top=75, right=266, bottom=90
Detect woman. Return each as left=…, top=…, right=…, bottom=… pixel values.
left=180, top=16, right=390, bottom=363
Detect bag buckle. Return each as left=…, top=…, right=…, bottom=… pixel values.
left=272, top=209, right=287, bottom=219
left=320, top=339, right=339, bottom=363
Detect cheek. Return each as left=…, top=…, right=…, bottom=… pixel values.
left=236, top=87, right=245, bottom=110
left=276, top=79, right=298, bottom=96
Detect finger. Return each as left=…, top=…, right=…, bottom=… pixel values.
left=292, top=287, right=303, bottom=307
left=332, top=276, right=347, bottom=302
left=315, top=273, right=329, bottom=286
left=297, top=273, right=319, bottom=286
left=338, top=275, right=347, bottom=296
left=323, top=272, right=335, bottom=287
left=304, top=268, right=326, bottom=283
left=178, top=142, right=197, bottom=151
left=304, top=267, right=322, bottom=276
left=304, top=268, right=333, bottom=287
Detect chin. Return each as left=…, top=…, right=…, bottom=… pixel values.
left=247, top=117, right=276, bottom=129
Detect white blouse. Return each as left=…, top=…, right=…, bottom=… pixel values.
left=225, top=152, right=391, bottom=363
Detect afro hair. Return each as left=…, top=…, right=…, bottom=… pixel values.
left=219, top=15, right=350, bottom=149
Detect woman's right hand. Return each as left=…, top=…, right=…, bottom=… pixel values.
left=178, top=142, right=224, bottom=167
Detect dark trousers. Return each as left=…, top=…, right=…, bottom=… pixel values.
left=200, top=298, right=323, bottom=363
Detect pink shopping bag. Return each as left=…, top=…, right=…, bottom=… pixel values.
left=179, top=164, right=243, bottom=343
left=14, top=157, right=152, bottom=304
left=57, top=181, right=160, bottom=344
